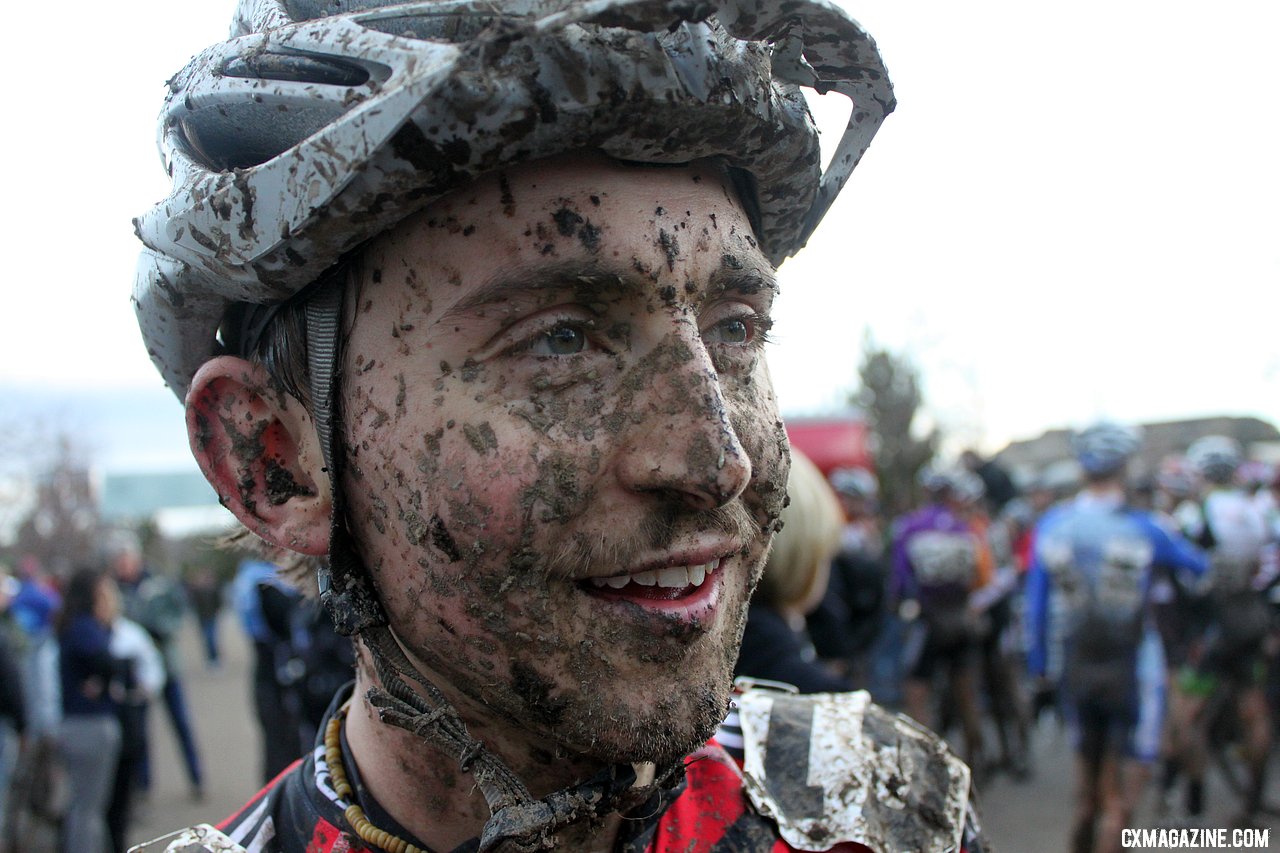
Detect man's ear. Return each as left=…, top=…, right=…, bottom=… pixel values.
left=186, top=356, right=331, bottom=556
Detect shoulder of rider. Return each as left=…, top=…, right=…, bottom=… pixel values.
left=735, top=686, right=977, bottom=853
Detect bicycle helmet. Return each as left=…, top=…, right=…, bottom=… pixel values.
left=918, top=464, right=963, bottom=496
left=1186, top=435, right=1242, bottom=485
left=1072, top=421, right=1141, bottom=477
left=953, top=469, right=986, bottom=504
left=134, top=0, right=895, bottom=399
left=829, top=466, right=878, bottom=500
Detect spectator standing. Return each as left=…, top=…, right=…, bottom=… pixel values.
left=57, top=568, right=128, bottom=853
left=231, top=558, right=305, bottom=782
left=9, top=556, right=61, bottom=739
left=107, top=614, right=164, bottom=853
left=0, top=570, right=29, bottom=853
left=107, top=534, right=204, bottom=800
left=184, top=566, right=224, bottom=670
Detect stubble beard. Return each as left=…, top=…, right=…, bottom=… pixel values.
left=378, top=499, right=768, bottom=774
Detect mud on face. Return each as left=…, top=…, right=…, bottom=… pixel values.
left=340, top=154, right=790, bottom=772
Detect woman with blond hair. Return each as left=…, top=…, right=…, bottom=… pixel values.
left=733, top=450, right=852, bottom=693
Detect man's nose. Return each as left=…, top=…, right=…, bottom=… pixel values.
left=614, top=334, right=752, bottom=512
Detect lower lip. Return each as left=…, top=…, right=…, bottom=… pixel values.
left=579, top=566, right=724, bottom=626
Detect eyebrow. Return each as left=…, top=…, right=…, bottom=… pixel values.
left=442, top=260, right=645, bottom=320
left=708, top=267, right=780, bottom=301
left=441, top=255, right=779, bottom=322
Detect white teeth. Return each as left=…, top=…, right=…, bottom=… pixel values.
left=656, top=566, right=689, bottom=588
left=587, top=557, right=724, bottom=590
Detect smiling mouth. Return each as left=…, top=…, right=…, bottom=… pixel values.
left=579, top=558, right=722, bottom=602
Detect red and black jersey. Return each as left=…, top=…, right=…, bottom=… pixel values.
left=217, top=687, right=982, bottom=853
left=217, top=687, right=856, bottom=853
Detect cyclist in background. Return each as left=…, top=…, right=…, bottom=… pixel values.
left=1027, top=422, right=1206, bottom=853
left=807, top=467, right=887, bottom=689
left=969, top=482, right=1033, bottom=779
left=1171, top=436, right=1273, bottom=828
left=892, top=466, right=992, bottom=771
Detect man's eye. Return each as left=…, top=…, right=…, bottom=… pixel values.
left=714, top=319, right=749, bottom=345
left=531, top=323, right=588, bottom=356
left=705, top=314, right=770, bottom=347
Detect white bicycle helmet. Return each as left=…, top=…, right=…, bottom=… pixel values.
left=918, top=463, right=964, bottom=496
left=1072, top=421, right=1141, bottom=477
left=1186, top=435, right=1243, bottom=485
left=829, top=466, right=878, bottom=500
left=134, top=0, right=895, bottom=399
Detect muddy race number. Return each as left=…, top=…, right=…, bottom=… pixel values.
left=736, top=689, right=971, bottom=853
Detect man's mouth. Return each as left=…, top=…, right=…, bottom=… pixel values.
left=582, top=558, right=722, bottom=601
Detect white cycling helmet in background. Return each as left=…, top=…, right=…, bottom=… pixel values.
left=1072, top=421, right=1142, bottom=477
left=131, top=1, right=895, bottom=848
left=918, top=464, right=965, bottom=496
left=830, top=466, right=879, bottom=500
left=1186, top=435, right=1243, bottom=485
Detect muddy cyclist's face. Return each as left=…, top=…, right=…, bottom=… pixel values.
left=342, top=154, right=790, bottom=767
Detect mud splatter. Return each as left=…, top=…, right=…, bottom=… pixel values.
left=429, top=514, right=462, bottom=562
left=511, top=660, right=568, bottom=727
left=658, top=229, right=679, bottom=271
left=463, top=421, right=498, bottom=455
left=264, top=458, right=315, bottom=506
left=499, top=172, right=515, bottom=217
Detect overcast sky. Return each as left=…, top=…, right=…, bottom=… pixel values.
left=4, top=0, right=1277, bottom=468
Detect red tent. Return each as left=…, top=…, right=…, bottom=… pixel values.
left=784, top=414, right=872, bottom=475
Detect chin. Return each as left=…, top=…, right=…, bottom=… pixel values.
left=568, top=678, right=731, bottom=769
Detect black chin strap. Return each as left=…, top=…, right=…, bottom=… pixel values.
left=301, top=279, right=671, bottom=851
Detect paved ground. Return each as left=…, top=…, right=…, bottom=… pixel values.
left=129, top=621, right=1280, bottom=851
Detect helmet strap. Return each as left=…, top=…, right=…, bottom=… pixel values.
left=304, top=276, right=388, bottom=635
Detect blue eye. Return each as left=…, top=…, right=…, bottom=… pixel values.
left=532, top=323, right=588, bottom=356
left=706, top=317, right=754, bottom=346
left=715, top=318, right=749, bottom=345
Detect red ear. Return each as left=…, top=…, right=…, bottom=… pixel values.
left=185, top=356, right=331, bottom=556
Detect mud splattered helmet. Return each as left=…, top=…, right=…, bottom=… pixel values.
left=134, top=0, right=894, bottom=399
left=132, top=1, right=894, bottom=849
left=1186, top=435, right=1243, bottom=485
left=1072, top=421, right=1141, bottom=477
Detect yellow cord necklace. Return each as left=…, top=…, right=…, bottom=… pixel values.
left=324, top=701, right=428, bottom=853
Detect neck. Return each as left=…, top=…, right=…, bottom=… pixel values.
left=1085, top=480, right=1125, bottom=501
left=343, top=647, right=634, bottom=853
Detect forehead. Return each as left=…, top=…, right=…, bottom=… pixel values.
left=356, top=154, right=770, bottom=313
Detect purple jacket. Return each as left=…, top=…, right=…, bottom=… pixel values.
left=891, top=504, right=979, bottom=608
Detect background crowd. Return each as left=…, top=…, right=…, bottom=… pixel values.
left=733, top=427, right=1280, bottom=851
left=1, top=425, right=1278, bottom=852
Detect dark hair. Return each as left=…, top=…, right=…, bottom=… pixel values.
left=215, top=264, right=362, bottom=593
left=57, top=566, right=108, bottom=634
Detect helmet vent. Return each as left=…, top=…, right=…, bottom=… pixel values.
left=222, top=53, right=370, bottom=87
left=178, top=100, right=349, bottom=171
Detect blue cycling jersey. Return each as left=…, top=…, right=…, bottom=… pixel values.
left=1026, top=491, right=1207, bottom=680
